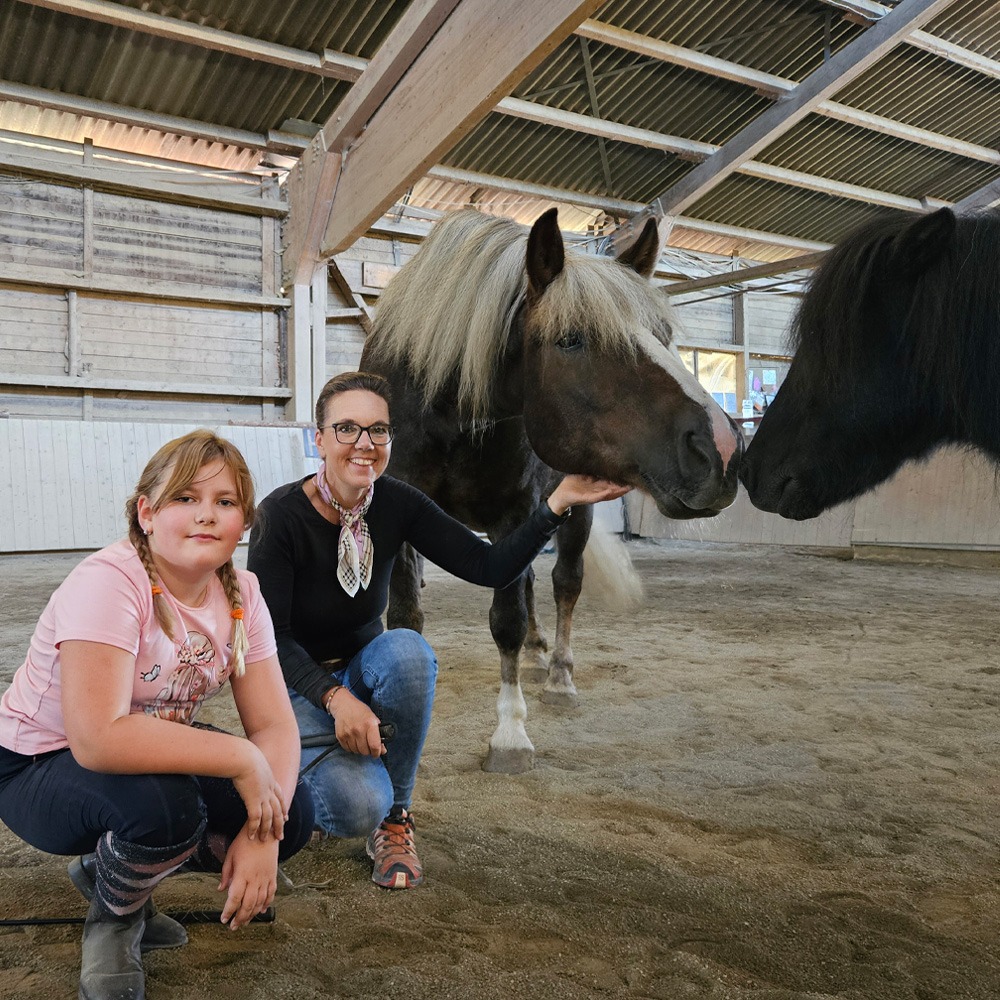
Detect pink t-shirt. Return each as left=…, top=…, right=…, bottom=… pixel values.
left=0, top=539, right=277, bottom=755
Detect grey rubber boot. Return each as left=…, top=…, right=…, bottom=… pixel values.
left=78, top=894, right=145, bottom=1000
left=69, top=854, right=188, bottom=951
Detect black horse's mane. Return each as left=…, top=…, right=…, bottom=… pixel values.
left=791, top=209, right=1000, bottom=432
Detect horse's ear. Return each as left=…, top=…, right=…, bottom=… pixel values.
left=885, top=208, right=956, bottom=276
left=616, top=217, right=660, bottom=278
left=526, top=208, right=564, bottom=300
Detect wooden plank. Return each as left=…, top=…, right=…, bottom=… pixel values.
left=0, top=268, right=288, bottom=308
left=0, top=373, right=291, bottom=398
left=19, top=0, right=366, bottom=80
left=0, top=136, right=287, bottom=217
left=319, top=0, right=606, bottom=256
left=286, top=0, right=461, bottom=283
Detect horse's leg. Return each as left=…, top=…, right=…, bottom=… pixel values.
left=482, top=575, right=535, bottom=774
left=541, top=504, right=593, bottom=707
left=519, top=566, right=549, bottom=684
left=387, top=542, right=424, bottom=633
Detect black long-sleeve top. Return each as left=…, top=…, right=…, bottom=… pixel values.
left=247, top=475, right=565, bottom=709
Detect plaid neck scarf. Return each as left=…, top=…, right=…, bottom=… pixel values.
left=315, top=463, right=373, bottom=597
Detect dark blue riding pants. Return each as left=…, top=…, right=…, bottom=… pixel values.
left=0, top=743, right=314, bottom=859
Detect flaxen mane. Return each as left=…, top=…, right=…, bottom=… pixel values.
left=369, top=210, right=677, bottom=419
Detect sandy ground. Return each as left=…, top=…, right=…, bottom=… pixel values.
left=0, top=539, right=997, bottom=1000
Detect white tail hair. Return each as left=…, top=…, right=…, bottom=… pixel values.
left=582, top=524, right=643, bottom=612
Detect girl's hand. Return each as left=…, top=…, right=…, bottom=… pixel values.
left=547, top=475, right=632, bottom=516
left=219, top=831, right=279, bottom=930
left=233, top=747, right=287, bottom=842
left=328, top=688, right=385, bottom=758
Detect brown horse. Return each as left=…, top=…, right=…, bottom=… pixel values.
left=362, top=208, right=742, bottom=772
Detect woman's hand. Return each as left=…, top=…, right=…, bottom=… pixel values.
left=328, top=687, right=385, bottom=757
left=547, top=475, right=632, bottom=516
left=232, top=746, right=287, bottom=842
left=219, top=830, right=279, bottom=930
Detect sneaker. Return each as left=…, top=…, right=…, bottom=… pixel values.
left=365, top=808, right=423, bottom=889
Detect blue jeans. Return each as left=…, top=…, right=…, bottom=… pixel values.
left=291, top=628, right=438, bottom=838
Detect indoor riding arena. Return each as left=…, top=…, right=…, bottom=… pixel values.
left=1, top=2, right=998, bottom=1000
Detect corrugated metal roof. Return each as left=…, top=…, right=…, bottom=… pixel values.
left=0, top=0, right=998, bottom=263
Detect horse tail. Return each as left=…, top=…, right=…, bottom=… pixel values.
left=582, top=516, right=643, bottom=612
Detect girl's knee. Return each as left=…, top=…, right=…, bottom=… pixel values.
left=117, top=774, right=206, bottom=847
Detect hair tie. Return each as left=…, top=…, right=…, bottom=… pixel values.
left=151, top=586, right=163, bottom=596
left=230, top=608, right=244, bottom=621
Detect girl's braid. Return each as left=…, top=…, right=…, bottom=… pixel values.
left=128, top=524, right=178, bottom=641
left=217, top=560, right=248, bottom=677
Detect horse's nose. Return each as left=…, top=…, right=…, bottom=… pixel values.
left=676, top=407, right=739, bottom=484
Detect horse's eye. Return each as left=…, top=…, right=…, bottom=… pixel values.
left=555, top=332, right=583, bottom=351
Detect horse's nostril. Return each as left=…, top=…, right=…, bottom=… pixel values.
left=679, top=429, right=714, bottom=480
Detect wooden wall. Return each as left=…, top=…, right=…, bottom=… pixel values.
left=0, top=132, right=288, bottom=424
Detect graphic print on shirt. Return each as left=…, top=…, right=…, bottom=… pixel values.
left=146, top=630, right=228, bottom=723
left=140, top=664, right=161, bottom=683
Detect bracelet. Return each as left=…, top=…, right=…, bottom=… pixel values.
left=322, top=685, right=342, bottom=714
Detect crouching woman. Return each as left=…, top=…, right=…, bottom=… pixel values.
left=0, top=430, right=313, bottom=1000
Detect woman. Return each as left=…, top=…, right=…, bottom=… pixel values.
left=0, top=430, right=313, bottom=1000
left=248, top=372, right=629, bottom=891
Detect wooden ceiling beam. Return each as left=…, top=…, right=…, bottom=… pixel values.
left=0, top=79, right=309, bottom=154
left=309, top=0, right=607, bottom=262
left=13, top=0, right=367, bottom=80
left=285, top=0, right=462, bottom=285
left=576, top=16, right=999, bottom=165
left=955, top=177, right=1000, bottom=211
left=425, top=165, right=831, bottom=253
left=498, top=98, right=955, bottom=213
left=635, top=0, right=957, bottom=221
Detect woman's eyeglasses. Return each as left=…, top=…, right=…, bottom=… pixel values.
left=320, top=421, right=394, bottom=445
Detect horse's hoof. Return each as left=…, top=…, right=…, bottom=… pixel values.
left=540, top=688, right=579, bottom=708
left=482, top=746, right=535, bottom=774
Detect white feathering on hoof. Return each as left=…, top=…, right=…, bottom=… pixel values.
left=582, top=520, right=643, bottom=612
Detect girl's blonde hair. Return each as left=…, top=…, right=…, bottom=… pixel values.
left=124, top=430, right=256, bottom=677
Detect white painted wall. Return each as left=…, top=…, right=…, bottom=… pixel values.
left=0, top=419, right=317, bottom=553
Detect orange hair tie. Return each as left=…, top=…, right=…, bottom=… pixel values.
left=230, top=608, right=244, bottom=621
left=151, top=586, right=163, bottom=596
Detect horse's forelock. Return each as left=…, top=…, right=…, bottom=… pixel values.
left=368, top=210, right=528, bottom=418
left=528, top=252, right=675, bottom=354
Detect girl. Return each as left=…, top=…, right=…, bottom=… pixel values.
left=0, top=430, right=313, bottom=1000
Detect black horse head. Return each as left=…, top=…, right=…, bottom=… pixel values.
left=740, top=207, right=1000, bottom=520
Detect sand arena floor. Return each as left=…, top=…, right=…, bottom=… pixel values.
left=0, top=539, right=997, bottom=1000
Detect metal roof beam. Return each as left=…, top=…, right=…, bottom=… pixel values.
left=12, top=0, right=367, bottom=80
left=635, top=0, right=958, bottom=219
